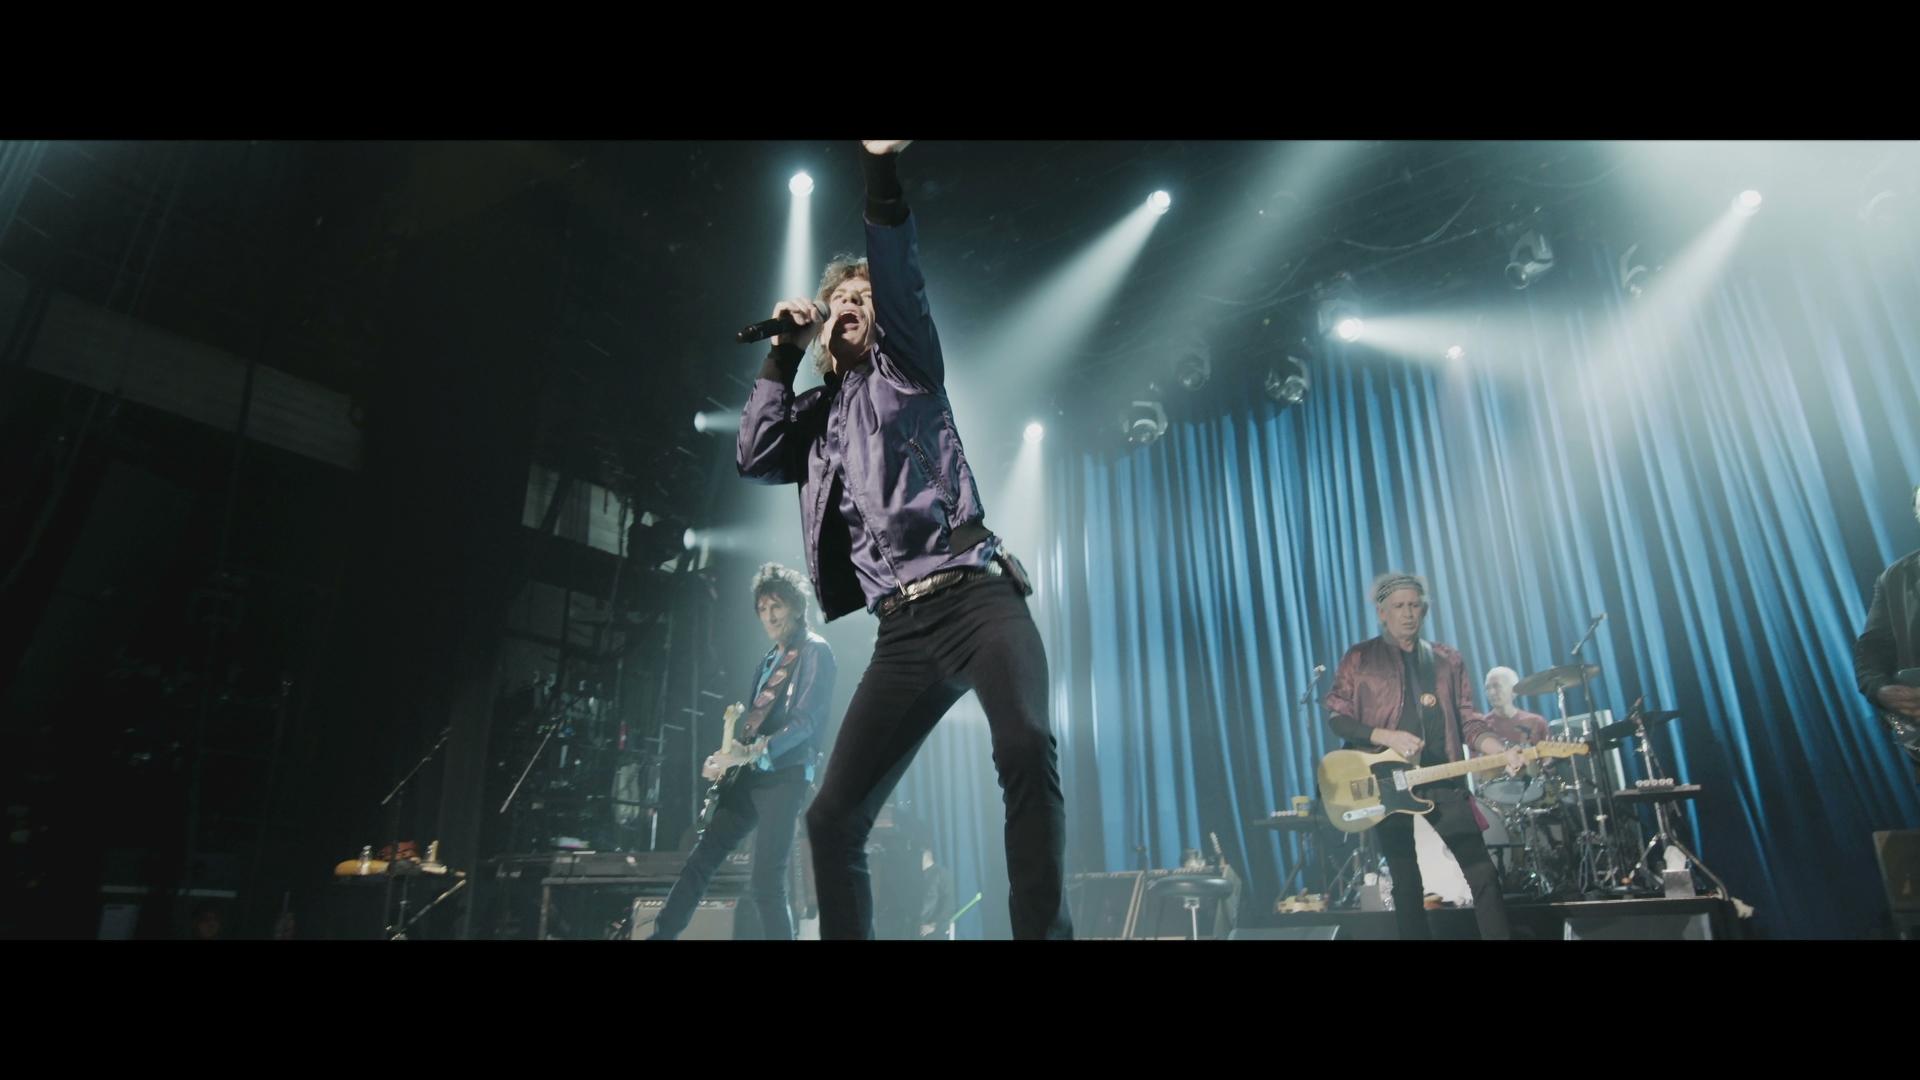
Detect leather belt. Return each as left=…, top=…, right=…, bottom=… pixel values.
left=875, top=561, right=1004, bottom=619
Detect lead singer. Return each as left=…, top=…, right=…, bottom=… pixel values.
left=736, top=140, right=1070, bottom=939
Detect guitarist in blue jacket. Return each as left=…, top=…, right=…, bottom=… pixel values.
left=647, top=563, right=837, bottom=940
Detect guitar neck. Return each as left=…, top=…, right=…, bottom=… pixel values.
left=1403, top=745, right=1548, bottom=786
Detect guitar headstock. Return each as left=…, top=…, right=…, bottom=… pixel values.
left=1535, top=740, right=1590, bottom=758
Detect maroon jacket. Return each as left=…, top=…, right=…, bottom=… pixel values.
left=1483, top=708, right=1549, bottom=747
left=1324, top=636, right=1491, bottom=762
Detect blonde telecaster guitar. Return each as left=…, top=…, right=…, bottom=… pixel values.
left=1317, top=741, right=1589, bottom=833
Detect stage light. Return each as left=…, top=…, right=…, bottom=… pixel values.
left=1315, top=273, right=1364, bottom=342
left=1264, top=354, right=1310, bottom=405
left=1121, top=398, right=1169, bottom=446
left=693, top=410, right=736, bottom=434
left=1505, top=229, right=1556, bottom=290
left=1172, top=331, right=1212, bottom=390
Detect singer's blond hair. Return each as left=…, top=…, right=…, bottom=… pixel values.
left=808, top=254, right=870, bottom=377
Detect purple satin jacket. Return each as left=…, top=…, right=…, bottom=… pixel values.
left=737, top=211, right=997, bottom=620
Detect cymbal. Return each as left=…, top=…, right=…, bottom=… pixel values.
left=334, top=858, right=391, bottom=877
left=1512, top=663, right=1601, bottom=696
left=1593, top=710, right=1688, bottom=745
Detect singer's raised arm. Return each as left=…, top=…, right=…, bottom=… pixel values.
left=862, top=146, right=946, bottom=392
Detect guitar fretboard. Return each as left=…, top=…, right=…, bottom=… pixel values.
left=1401, top=742, right=1585, bottom=786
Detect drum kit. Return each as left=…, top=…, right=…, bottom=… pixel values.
left=1469, top=660, right=1608, bottom=900
left=1466, top=658, right=1729, bottom=902
left=1317, top=644, right=1730, bottom=909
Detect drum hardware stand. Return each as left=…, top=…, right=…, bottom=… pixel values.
left=1619, top=704, right=1734, bottom=902
left=1549, top=684, right=1614, bottom=896
left=1569, top=618, right=1613, bottom=894
left=1570, top=616, right=1639, bottom=896
left=1501, top=803, right=1561, bottom=901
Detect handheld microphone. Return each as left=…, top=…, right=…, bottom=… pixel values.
left=737, top=301, right=829, bottom=344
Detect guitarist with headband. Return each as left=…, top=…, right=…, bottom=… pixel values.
left=647, top=563, right=837, bottom=940
left=1323, top=571, right=1524, bottom=940
left=1855, top=484, right=1920, bottom=780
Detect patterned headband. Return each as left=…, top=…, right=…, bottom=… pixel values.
left=1373, top=574, right=1426, bottom=606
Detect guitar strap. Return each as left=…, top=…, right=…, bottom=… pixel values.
left=741, top=644, right=804, bottom=742
left=697, top=644, right=804, bottom=834
left=1420, top=634, right=1459, bottom=776
left=1417, top=641, right=1488, bottom=828
left=1413, top=639, right=1444, bottom=758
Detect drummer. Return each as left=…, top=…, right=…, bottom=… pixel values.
left=1472, top=666, right=1556, bottom=821
left=1482, top=666, right=1550, bottom=747
left=1477, top=667, right=1574, bottom=894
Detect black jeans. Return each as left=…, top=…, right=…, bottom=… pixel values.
left=807, top=575, right=1071, bottom=939
left=1375, top=784, right=1510, bottom=940
left=650, top=765, right=810, bottom=940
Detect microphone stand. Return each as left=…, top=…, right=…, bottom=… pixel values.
left=1289, top=665, right=1331, bottom=898
left=379, top=725, right=450, bottom=939
left=500, top=687, right=585, bottom=817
